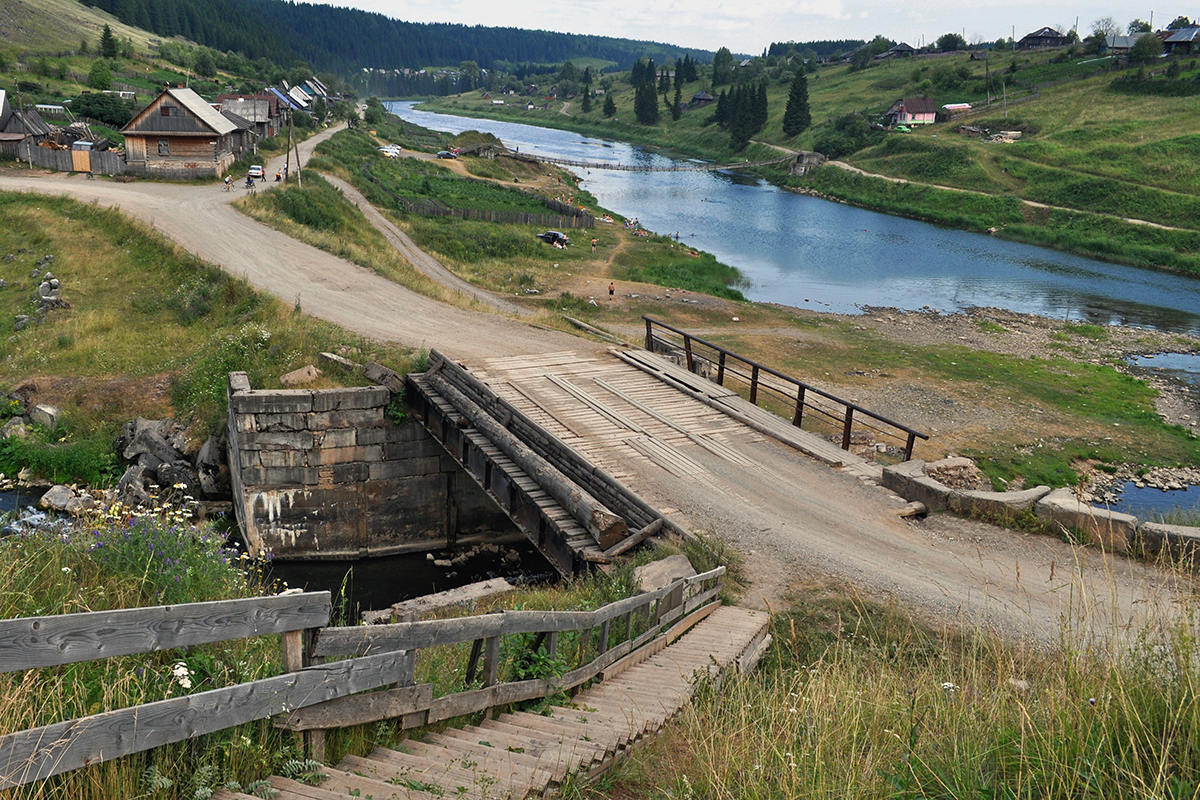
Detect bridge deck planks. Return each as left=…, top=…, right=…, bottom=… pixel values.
left=218, top=606, right=767, bottom=800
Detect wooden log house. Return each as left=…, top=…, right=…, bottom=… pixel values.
left=121, top=87, right=237, bottom=179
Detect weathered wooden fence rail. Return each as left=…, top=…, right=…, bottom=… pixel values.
left=0, top=567, right=725, bottom=787
left=504, top=151, right=794, bottom=173
left=643, top=316, right=928, bottom=460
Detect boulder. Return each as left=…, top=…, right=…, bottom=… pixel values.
left=280, top=364, right=322, bottom=387
left=65, top=494, right=96, bottom=515
left=0, top=419, right=28, bottom=439
left=116, top=464, right=151, bottom=506
left=29, top=404, right=60, bottom=431
left=198, top=462, right=231, bottom=499
left=122, top=427, right=183, bottom=465
left=13, top=315, right=29, bottom=331
left=157, top=462, right=200, bottom=496
left=38, top=484, right=73, bottom=511
left=633, top=554, right=696, bottom=593
left=196, top=434, right=224, bottom=467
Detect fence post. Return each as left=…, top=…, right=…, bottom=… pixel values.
left=841, top=407, right=854, bottom=451
left=482, top=634, right=500, bottom=719
left=282, top=627, right=326, bottom=760
left=684, top=336, right=694, bottom=372
left=717, top=352, right=726, bottom=386
left=750, top=365, right=760, bottom=405
left=598, top=620, right=611, bottom=655
left=905, top=431, right=917, bottom=461
left=644, top=318, right=654, bottom=351
left=792, top=386, right=806, bottom=427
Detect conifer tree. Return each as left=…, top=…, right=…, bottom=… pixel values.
left=714, top=89, right=728, bottom=126
left=782, top=68, right=811, bottom=137
left=603, top=93, right=616, bottom=117
left=581, top=90, right=592, bottom=113
left=754, top=81, right=769, bottom=134
left=634, top=81, right=659, bottom=124
left=672, top=81, right=682, bottom=120
left=100, top=24, right=118, bottom=60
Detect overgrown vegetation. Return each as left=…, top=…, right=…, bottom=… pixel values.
left=569, top=580, right=1200, bottom=800
left=0, top=193, right=415, bottom=481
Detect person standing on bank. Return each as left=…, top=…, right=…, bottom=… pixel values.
left=608, top=281, right=615, bottom=298
left=591, top=238, right=597, bottom=253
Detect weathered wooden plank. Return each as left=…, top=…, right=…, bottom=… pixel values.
left=0, top=592, right=332, bottom=673
left=278, top=682, right=433, bottom=731
left=0, top=649, right=408, bottom=789
left=362, top=578, right=514, bottom=625
left=312, top=570, right=727, bottom=657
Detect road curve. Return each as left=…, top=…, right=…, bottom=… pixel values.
left=0, top=126, right=591, bottom=361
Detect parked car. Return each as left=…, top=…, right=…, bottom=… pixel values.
left=248, top=165, right=265, bottom=179
left=436, top=150, right=458, bottom=159
left=536, top=231, right=570, bottom=246
left=378, top=145, right=402, bottom=158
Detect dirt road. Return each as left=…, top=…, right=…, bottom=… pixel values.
left=0, top=127, right=588, bottom=361
left=1, top=133, right=1193, bottom=646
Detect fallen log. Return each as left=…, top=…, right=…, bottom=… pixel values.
left=426, top=373, right=627, bottom=549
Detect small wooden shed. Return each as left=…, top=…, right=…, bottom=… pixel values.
left=121, top=87, right=237, bottom=179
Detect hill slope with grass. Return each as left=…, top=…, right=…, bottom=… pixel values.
left=425, top=46, right=1200, bottom=274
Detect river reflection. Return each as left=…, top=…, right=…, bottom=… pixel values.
left=389, top=101, right=1200, bottom=335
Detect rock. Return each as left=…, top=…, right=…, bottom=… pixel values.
left=13, top=316, right=28, bottom=331
left=633, top=554, right=696, bottom=593
left=156, top=462, right=199, bottom=496
left=29, top=404, right=60, bottom=431
left=65, top=494, right=96, bottom=515
left=116, top=464, right=151, bottom=505
left=196, top=435, right=224, bottom=467
left=0, top=418, right=28, bottom=439
left=319, top=352, right=359, bottom=371
left=280, top=364, right=321, bottom=386
left=39, top=484, right=74, bottom=511
left=198, top=462, right=230, bottom=499
left=433, top=559, right=453, bottom=568
left=122, top=427, right=183, bottom=465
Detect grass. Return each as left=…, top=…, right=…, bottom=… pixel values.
left=564, top=576, right=1200, bottom=800
left=0, top=191, right=417, bottom=482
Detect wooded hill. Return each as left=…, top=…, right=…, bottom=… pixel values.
left=79, top=0, right=711, bottom=73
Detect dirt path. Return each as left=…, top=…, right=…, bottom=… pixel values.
left=827, top=160, right=1189, bottom=232
left=0, top=130, right=590, bottom=361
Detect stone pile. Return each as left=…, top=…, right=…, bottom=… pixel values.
left=11, top=256, right=70, bottom=331
left=924, top=456, right=989, bottom=491
left=112, top=417, right=230, bottom=506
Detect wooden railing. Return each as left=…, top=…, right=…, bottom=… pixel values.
left=643, top=316, right=928, bottom=460
left=0, top=567, right=725, bottom=786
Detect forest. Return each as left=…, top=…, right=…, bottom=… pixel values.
left=82, top=0, right=712, bottom=74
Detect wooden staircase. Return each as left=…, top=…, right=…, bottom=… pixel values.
left=214, top=606, right=769, bottom=800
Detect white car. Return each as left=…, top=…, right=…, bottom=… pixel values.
left=247, top=165, right=264, bottom=179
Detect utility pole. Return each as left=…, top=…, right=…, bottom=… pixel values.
left=15, top=87, right=33, bottom=170
left=284, top=106, right=292, bottom=181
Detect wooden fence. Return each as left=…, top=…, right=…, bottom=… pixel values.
left=16, top=140, right=126, bottom=175
left=643, top=316, right=928, bottom=460
left=0, top=567, right=725, bottom=787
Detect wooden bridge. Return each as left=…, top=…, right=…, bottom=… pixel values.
left=0, top=571, right=769, bottom=798
left=406, top=320, right=926, bottom=576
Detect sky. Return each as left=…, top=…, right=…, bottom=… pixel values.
left=302, top=0, right=1184, bottom=55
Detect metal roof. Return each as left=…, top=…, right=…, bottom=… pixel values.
left=166, top=87, right=237, bottom=134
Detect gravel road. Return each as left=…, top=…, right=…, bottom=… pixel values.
left=0, top=127, right=588, bottom=361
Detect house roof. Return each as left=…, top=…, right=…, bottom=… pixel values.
left=3, top=109, right=53, bottom=137
left=122, top=87, right=237, bottom=136
left=219, top=97, right=271, bottom=122
left=902, top=97, right=938, bottom=114
left=1164, top=26, right=1200, bottom=43
left=1020, top=26, right=1068, bottom=42
left=266, top=87, right=300, bottom=111
left=692, top=91, right=714, bottom=101
left=221, top=109, right=254, bottom=129
left=1104, top=34, right=1138, bottom=49
left=0, top=90, right=9, bottom=129
left=889, top=42, right=916, bottom=53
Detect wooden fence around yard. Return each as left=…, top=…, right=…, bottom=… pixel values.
left=0, top=567, right=725, bottom=787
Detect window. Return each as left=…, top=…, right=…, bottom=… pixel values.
left=157, top=140, right=169, bottom=155
left=160, top=105, right=173, bottom=117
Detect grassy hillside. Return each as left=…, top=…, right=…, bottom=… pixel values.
left=1, top=0, right=163, bottom=53
left=424, top=47, right=1200, bottom=273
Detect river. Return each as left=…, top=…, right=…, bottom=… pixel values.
left=388, top=101, right=1200, bottom=336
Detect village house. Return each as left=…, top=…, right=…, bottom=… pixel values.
left=1164, top=26, right=1200, bottom=54
left=690, top=90, right=715, bottom=107
left=121, top=87, right=237, bottom=178
left=884, top=97, right=937, bottom=127
left=1018, top=26, right=1069, bottom=49
left=217, top=94, right=281, bottom=138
